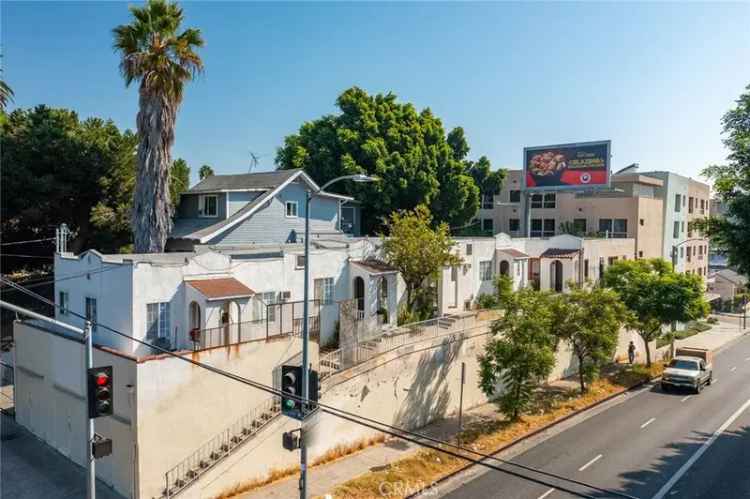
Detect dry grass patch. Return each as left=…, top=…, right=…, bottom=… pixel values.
left=329, top=362, right=664, bottom=499
left=312, top=434, right=386, bottom=466
left=215, top=466, right=299, bottom=499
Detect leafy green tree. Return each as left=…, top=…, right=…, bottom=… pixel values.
left=693, top=84, right=750, bottom=278
left=276, top=87, right=485, bottom=233
left=113, top=0, right=204, bottom=253
left=478, top=288, right=557, bottom=420
left=602, top=259, right=710, bottom=366
left=494, top=274, right=514, bottom=309
left=198, top=164, right=214, bottom=180
left=381, top=205, right=460, bottom=314
left=552, top=284, right=630, bottom=393
left=170, top=158, right=190, bottom=205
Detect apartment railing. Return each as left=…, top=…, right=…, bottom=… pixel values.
left=163, top=395, right=281, bottom=498
left=320, top=312, right=482, bottom=380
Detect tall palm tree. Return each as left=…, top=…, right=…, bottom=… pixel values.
left=113, top=0, right=203, bottom=252
left=0, top=55, right=14, bottom=111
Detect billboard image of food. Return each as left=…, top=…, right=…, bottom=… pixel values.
left=524, top=141, right=611, bottom=190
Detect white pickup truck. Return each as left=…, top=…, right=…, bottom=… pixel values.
left=661, top=347, right=713, bottom=394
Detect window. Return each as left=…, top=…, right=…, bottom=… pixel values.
left=466, top=243, right=473, bottom=256
left=640, top=218, right=645, bottom=226
left=296, top=255, right=306, bottom=268
left=573, top=219, right=587, bottom=234
left=608, top=256, right=618, bottom=266
left=700, top=199, right=706, bottom=214
left=584, top=259, right=589, bottom=280
left=543, top=219, right=555, bottom=237
left=482, top=193, right=494, bottom=210
left=261, top=292, right=277, bottom=322
left=85, top=297, right=97, bottom=332
left=58, top=290, right=69, bottom=316
left=688, top=197, right=694, bottom=214
left=543, top=193, right=556, bottom=209
left=599, top=257, right=605, bottom=282
left=508, top=218, right=520, bottom=232
left=681, top=221, right=685, bottom=233
left=482, top=218, right=494, bottom=233
left=673, top=221, right=680, bottom=239
left=613, top=219, right=627, bottom=238
left=674, top=194, right=681, bottom=212
left=146, top=302, right=170, bottom=340
left=599, top=219, right=613, bottom=235
left=531, top=219, right=543, bottom=237
left=638, top=251, right=643, bottom=258
left=509, top=190, right=521, bottom=203
left=680, top=247, right=684, bottom=258
left=479, top=261, right=493, bottom=281
left=199, top=195, right=218, bottom=217
left=314, top=277, right=334, bottom=305
left=531, top=194, right=543, bottom=209
left=285, top=201, right=298, bottom=218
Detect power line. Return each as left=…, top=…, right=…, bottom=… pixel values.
left=2, top=278, right=637, bottom=499
left=0, top=263, right=124, bottom=292
left=0, top=237, right=56, bottom=246
left=0, top=254, right=55, bottom=259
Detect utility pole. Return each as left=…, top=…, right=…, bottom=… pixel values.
left=85, top=320, right=95, bottom=499
left=300, top=191, right=311, bottom=499
left=457, top=362, right=465, bottom=446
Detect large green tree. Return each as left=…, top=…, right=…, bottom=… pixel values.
left=553, top=284, right=630, bottom=393
left=113, top=0, right=203, bottom=253
left=0, top=55, right=13, bottom=112
left=381, top=205, right=460, bottom=317
left=602, top=259, right=709, bottom=366
left=478, top=288, right=557, bottom=420
left=694, top=84, right=750, bottom=277
left=276, top=87, right=490, bottom=233
left=198, top=164, right=214, bottom=180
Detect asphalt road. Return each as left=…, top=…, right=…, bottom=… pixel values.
left=441, top=333, right=750, bottom=499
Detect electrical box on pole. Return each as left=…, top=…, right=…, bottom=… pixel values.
left=92, top=433, right=113, bottom=459
left=87, top=366, right=113, bottom=418
left=282, top=430, right=301, bottom=451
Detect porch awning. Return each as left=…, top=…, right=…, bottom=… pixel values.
left=540, top=248, right=579, bottom=259
left=186, top=278, right=255, bottom=301
left=351, top=258, right=399, bottom=276
left=498, top=248, right=529, bottom=259
left=704, top=292, right=722, bottom=303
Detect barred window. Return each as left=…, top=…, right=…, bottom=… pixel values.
left=479, top=261, right=493, bottom=281
left=314, top=277, right=334, bottom=305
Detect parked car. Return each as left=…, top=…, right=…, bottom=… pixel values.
left=661, top=347, right=713, bottom=394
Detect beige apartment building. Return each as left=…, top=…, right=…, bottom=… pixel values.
left=477, top=167, right=712, bottom=279
left=478, top=168, right=665, bottom=260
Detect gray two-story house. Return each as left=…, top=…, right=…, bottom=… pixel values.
left=166, top=169, right=360, bottom=251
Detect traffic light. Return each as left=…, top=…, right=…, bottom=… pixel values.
left=307, top=370, right=320, bottom=413
left=282, top=430, right=301, bottom=451
left=87, top=366, right=113, bottom=418
left=281, top=365, right=303, bottom=420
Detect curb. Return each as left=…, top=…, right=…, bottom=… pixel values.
left=407, top=374, right=659, bottom=498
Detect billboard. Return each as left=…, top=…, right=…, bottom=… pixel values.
left=523, top=140, right=611, bottom=191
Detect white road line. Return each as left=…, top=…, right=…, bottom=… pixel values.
left=578, top=454, right=603, bottom=472
left=681, top=395, right=692, bottom=403
left=731, top=366, right=737, bottom=372
left=652, top=398, right=750, bottom=499
left=537, top=488, right=556, bottom=499
left=641, top=417, right=656, bottom=429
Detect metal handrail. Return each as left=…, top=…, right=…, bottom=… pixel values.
left=163, top=395, right=281, bottom=498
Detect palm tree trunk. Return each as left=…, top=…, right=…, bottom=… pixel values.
left=132, top=91, right=176, bottom=253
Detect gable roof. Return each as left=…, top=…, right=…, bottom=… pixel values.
left=188, top=169, right=300, bottom=193
left=171, top=170, right=354, bottom=244
left=498, top=248, right=529, bottom=259
left=540, top=248, right=579, bottom=259
left=714, top=269, right=748, bottom=286
left=186, top=278, right=255, bottom=300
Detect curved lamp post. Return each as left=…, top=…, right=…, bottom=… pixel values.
left=299, top=173, right=378, bottom=499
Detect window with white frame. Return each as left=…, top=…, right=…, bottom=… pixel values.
left=482, top=193, right=494, bottom=210
left=261, top=292, right=277, bottom=322
left=146, top=302, right=170, bottom=339
left=286, top=201, right=298, bottom=218
left=479, top=261, right=493, bottom=281
left=85, top=297, right=97, bottom=332
left=296, top=255, right=306, bottom=268
left=314, top=278, right=334, bottom=305
left=199, top=195, right=218, bottom=217
left=58, top=290, right=69, bottom=316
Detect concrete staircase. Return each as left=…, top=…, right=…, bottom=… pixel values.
left=162, top=396, right=281, bottom=498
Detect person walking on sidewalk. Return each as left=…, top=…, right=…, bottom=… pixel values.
left=628, top=341, right=636, bottom=365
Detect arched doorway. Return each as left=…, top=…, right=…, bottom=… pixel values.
left=189, top=301, right=201, bottom=344
left=221, top=300, right=241, bottom=345
left=550, top=260, right=563, bottom=292
left=499, top=260, right=510, bottom=276
left=353, top=276, right=365, bottom=319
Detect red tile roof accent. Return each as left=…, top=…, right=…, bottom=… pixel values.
left=351, top=259, right=398, bottom=274
left=186, top=278, right=255, bottom=300
left=540, top=248, right=580, bottom=259
left=498, top=248, right=529, bottom=259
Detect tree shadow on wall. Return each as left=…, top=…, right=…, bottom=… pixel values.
left=392, top=336, right=462, bottom=432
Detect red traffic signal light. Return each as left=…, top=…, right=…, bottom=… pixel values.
left=87, top=366, right=113, bottom=419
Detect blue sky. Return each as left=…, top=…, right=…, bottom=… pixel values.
left=3, top=2, right=749, bottom=185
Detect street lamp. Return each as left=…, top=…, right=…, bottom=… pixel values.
left=299, top=173, right=378, bottom=499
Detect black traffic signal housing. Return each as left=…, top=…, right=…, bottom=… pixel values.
left=281, top=365, right=303, bottom=420
left=87, top=366, right=113, bottom=418
left=282, top=430, right=301, bottom=451
left=306, top=369, right=320, bottom=413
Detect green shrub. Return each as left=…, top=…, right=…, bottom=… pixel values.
left=476, top=293, right=499, bottom=310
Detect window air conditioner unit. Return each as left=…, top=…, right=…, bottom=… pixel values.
left=280, top=291, right=292, bottom=301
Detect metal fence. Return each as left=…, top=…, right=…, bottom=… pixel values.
left=191, top=299, right=321, bottom=350
left=163, top=395, right=281, bottom=498
left=0, top=361, right=13, bottom=411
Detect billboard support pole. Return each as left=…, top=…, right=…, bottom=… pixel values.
left=523, top=190, right=531, bottom=238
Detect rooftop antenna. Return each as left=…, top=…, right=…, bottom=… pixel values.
left=249, top=151, right=262, bottom=173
